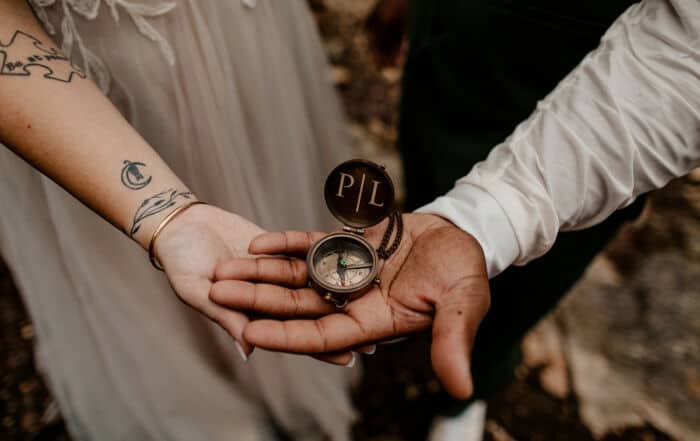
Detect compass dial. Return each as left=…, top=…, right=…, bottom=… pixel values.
left=308, top=234, right=377, bottom=294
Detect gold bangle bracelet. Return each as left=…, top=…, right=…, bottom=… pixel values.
left=148, top=200, right=206, bottom=271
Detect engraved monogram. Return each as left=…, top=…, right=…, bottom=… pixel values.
left=335, top=172, right=387, bottom=213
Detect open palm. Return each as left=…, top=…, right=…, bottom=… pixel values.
left=210, top=213, right=491, bottom=398
left=153, top=203, right=265, bottom=355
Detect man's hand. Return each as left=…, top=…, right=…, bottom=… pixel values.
left=210, top=213, right=490, bottom=399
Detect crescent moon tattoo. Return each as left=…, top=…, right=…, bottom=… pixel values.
left=121, top=160, right=152, bottom=190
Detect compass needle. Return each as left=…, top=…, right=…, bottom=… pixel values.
left=337, top=249, right=347, bottom=286
left=344, top=263, right=373, bottom=270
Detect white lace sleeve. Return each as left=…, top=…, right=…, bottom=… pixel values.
left=28, top=0, right=176, bottom=93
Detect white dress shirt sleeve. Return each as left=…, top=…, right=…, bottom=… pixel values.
left=417, top=0, right=700, bottom=278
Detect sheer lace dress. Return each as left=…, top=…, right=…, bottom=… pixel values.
left=0, top=1, right=357, bottom=440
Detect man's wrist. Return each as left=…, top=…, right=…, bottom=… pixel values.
left=416, top=184, right=520, bottom=278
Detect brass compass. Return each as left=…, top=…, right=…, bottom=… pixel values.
left=307, top=159, right=399, bottom=309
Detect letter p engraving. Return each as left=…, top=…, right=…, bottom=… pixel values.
left=336, top=172, right=355, bottom=198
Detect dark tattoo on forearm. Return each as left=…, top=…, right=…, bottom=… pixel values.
left=0, top=31, right=86, bottom=83
left=121, top=160, right=152, bottom=190
left=129, top=189, right=193, bottom=237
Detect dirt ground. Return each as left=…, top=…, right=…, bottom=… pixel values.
left=1, top=1, right=697, bottom=440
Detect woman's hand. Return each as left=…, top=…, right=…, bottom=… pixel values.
left=210, top=213, right=491, bottom=398
left=153, top=204, right=265, bottom=357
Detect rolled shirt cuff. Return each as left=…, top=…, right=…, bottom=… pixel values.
left=415, top=183, right=520, bottom=279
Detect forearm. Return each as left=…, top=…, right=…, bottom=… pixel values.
left=419, top=0, right=700, bottom=277
left=0, top=0, right=194, bottom=250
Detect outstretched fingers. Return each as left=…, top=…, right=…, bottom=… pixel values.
left=215, top=256, right=309, bottom=287
left=170, top=275, right=255, bottom=356
left=249, top=231, right=326, bottom=256
left=210, top=305, right=255, bottom=355
left=210, top=280, right=336, bottom=318
left=244, top=313, right=381, bottom=354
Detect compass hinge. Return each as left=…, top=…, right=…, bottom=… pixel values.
left=342, top=226, right=365, bottom=235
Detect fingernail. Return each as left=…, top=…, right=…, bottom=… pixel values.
left=345, top=352, right=356, bottom=368
left=361, top=345, right=376, bottom=355
left=234, top=341, right=248, bottom=362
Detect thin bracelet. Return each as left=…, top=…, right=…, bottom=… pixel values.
left=148, top=200, right=206, bottom=271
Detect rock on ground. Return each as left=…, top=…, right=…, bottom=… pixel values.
left=528, top=177, right=700, bottom=441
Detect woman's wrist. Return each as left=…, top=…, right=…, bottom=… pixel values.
left=122, top=185, right=196, bottom=250
left=147, top=200, right=206, bottom=270
left=148, top=200, right=214, bottom=269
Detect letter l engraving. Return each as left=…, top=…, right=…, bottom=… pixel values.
left=368, top=180, right=385, bottom=207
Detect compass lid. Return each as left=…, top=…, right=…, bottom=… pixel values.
left=324, top=159, right=395, bottom=228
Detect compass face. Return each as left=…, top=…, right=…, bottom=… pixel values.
left=308, top=233, right=377, bottom=295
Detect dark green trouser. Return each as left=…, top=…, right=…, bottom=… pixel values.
left=399, top=0, right=642, bottom=419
